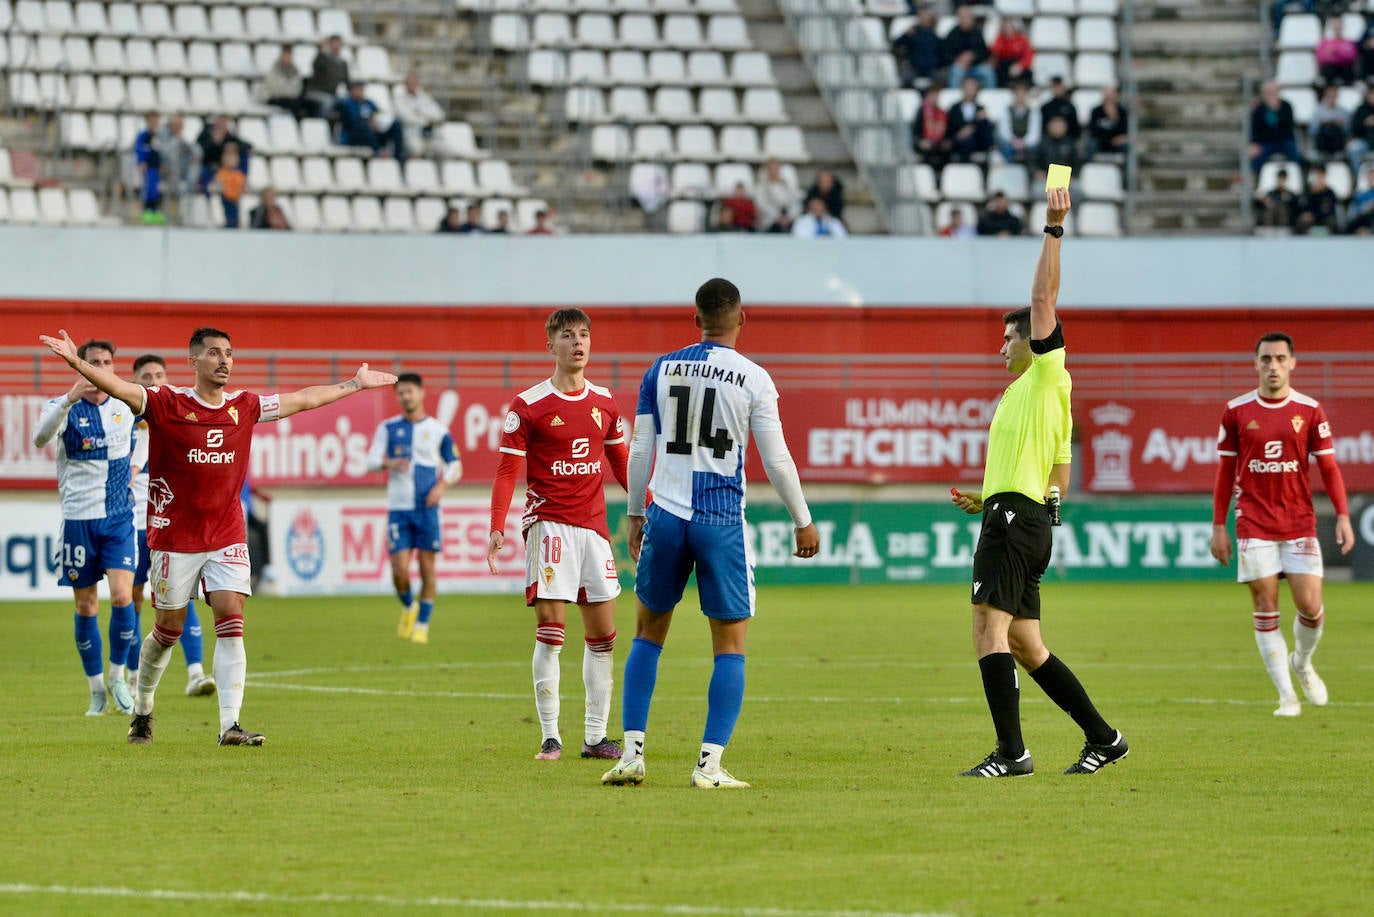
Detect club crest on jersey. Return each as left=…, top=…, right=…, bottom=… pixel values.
left=590, top=406, right=603, bottom=429
left=228, top=406, right=239, bottom=425
left=542, top=566, right=555, bottom=587
left=550, top=415, right=565, bottom=427
left=1290, top=415, right=1303, bottom=433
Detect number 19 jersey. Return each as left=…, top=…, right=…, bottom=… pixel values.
left=637, top=341, right=782, bottom=525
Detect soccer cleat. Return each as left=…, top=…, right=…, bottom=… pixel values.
left=410, top=627, right=429, bottom=645
left=690, top=768, right=750, bottom=789
left=601, top=758, right=646, bottom=786
left=1289, top=653, right=1328, bottom=706
left=127, top=713, right=154, bottom=745
left=534, top=738, right=562, bottom=760
left=186, top=674, right=217, bottom=697
left=85, top=690, right=109, bottom=717
left=218, top=723, right=266, bottom=746
left=1063, top=731, right=1130, bottom=775
left=958, top=750, right=1034, bottom=778
left=1274, top=699, right=1302, bottom=717
left=108, top=675, right=135, bottom=715
left=397, top=602, right=419, bottom=640
left=581, top=737, right=623, bottom=759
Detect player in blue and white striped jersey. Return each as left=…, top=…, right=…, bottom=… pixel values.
left=367, top=373, right=462, bottom=643
left=32, top=338, right=139, bottom=717
left=603, top=278, right=820, bottom=790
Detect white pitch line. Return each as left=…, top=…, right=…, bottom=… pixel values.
left=0, top=883, right=955, bottom=917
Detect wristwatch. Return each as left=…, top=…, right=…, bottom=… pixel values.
left=1043, top=224, right=1064, bottom=238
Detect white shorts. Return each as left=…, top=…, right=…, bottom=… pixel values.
left=523, top=520, right=621, bottom=607
left=1237, top=537, right=1323, bottom=583
left=150, top=544, right=253, bottom=609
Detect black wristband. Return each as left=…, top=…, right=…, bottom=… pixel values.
left=1043, top=224, right=1064, bottom=238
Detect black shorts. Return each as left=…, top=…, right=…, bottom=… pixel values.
left=970, top=492, right=1053, bottom=619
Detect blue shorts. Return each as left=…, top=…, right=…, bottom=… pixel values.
left=388, top=507, right=441, bottom=554
left=57, top=515, right=137, bottom=589
left=634, top=503, right=755, bottom=620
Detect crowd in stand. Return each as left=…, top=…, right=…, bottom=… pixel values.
left=1254, top=3, right=1374, bottom=233
left=697, top=164, right=849, bottom=237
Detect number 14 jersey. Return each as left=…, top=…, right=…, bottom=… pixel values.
left=637, top=341, right=782, bottom=525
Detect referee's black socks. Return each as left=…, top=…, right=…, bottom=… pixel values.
left=978, top=652, right=1025, bottom=759
left=1030, top=654, right=1115, bottom=746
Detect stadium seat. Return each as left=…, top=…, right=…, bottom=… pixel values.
left=1080, top=161, right=1123, bottom=201
left=995, top=0, right=1035, bottom=15
left=413, top=196, right=446, bottom=231
left=714, top=161, right=753, bottom=194
left=742, top=87, right=787, bottom=123
left=8, top=187, right=39, bottom=224
left=662, top=14, right=705, bottom=49
left=281, top=8, right=317, bottom=43
left=106, top=3, right=139, bottom=37
left=633, top=124, right=674, bottom=160
left=1280, top=88, right=1317, bottom=125
left=68, top=74, right=98, bottom=112
left=574, top=12, right=614, bottom=46
left=934, top=200, right=977, bottom=230
left=126, top=76, right=156, bottom=112
left=1037, top=0, right=1076, bottom=14
left=187, top=42, right=220, bottom=78
left=1256, top=159, right=1303, bottom=195
left=319, top=194, right=352, bottom=231
left=837, top=90, right=879, bottom=122
left=481, top=197, right=514, bottom=229
left=435, top=122, right=482, bottom=159
left=67, top=187, right=100, bottom=226
left=246, top=155, right=270, bottom=192
left=987, top=163, right=1030, bottom=200
left=236, top=116, right=270, bottom=154
left=1074, top=17, right=1118, bottom=52
left=687, top=50, right=730, bottom=85
left=1325, top=162, right=1353, bottom=199
left=720, top=124, right=762, bottom=161
left=646, top=49, right=687, bottom=85
left=188, top=78, right=220, bottom=114
left=618, top=13, right=661, bottom=49
left=1029, top=16, right=1072, bottom=52
left=590, top=123, right=631, bottom=161
left=0, top=188, right=10, bottom=223
left=1276, top=13, right=1320, bottom=50
left=138, top=4, right=172, bottom=39
left=367, top=158, right=405, bottom=195
left=762, top=124, right=805, bottom=161
left=609, top=86, right=651, bottom=121
left=350, top=196, right=384, bottom=233
left=333, top=157, right=367, bottom=194
left=36, top=187, right=68, bottom=226
left=382, top=196, right=415, bottom=233
left=478, top=159, right=527, bottom=196
left=441, top=160, right=480, bottom=196
left=126, top=39, right=157, bottom=74
left=707, top=14, right=750, bottom=50
left=730, top=52, right=775, bottom=86
left=610, top=50, right=650, bottom=85
left=73, top=1, right=107, bottom=36
left=515, top=197, right=549, bottom=230
left=854, top=127, right=897, bottom=164
left=61, top=112, right=91, bottom=149
left=897, top=163, right=940, bottom=202
left=568, top=49, right=608, bottom=85
left=666, top=199, right=706, bottom=232
left=528, top=48, right=568, bottom=85
left=284, top=194, right=317, bottom=232
left=268, top=114, right=303, bottom=156
left=402, top=159, right=443, bottom=196
left=533, top=12, right=573, bottom=46
left=1072, top=87, right=1103, bottom=126
left=211, top=8, right=246, bottom=41
left=490, top=14, right=530, bottom=51
left=173, top=4, right=208, bottom=39
left=940, top=162, right=985, bottom=201
left=1275, top=52, right=1317, bottom=87
left=62, top=37, right=93, bottom=73
left=1035, top=52, right=1072, bottom=85
left=564, top=85, right=605, bottom=121
left=670, top=161, right=712, bottom=197
left=269, top=156, right=304, bottom=194
left=696, top=0, right=742, bottom=12
left=1077, top=0, right=1119, bottom=12
left=676, top=124, right=718, bottom=161
left=1073, top=53, right=1116, bottom=87
left=653, top=86, right=695, bottom=122
left=317, top=8, right=356, bottom=44
left=699, top=87, right=740, bottom=121
left=1075, top=201, right=1120, bottom=236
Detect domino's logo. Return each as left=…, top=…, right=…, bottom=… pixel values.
left=285, top=509, right=325, bottom=581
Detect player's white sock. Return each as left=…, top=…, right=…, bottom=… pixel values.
left=697, top=742, right=725, bottom=774
left=108, top=663, right=126, bottom=684
left=187, top=662, right=205, bottom=680
left=621, top=730, right=645, bottom=764
left=135, top=626, right=179, bottom=715
left=583, top=632, right=615, bottom=745
left=533, top=624, right=565, bottom=743
left=213, top=615, right=247, bottom=733
left=1293, top=607, right=1324, bottom=666
left=1253, top=612, right=1297, bottom=701
left=87, top=673, right=106, bottom=693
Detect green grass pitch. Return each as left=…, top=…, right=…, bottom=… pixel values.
left=3, top=581, right=1372, bottom=916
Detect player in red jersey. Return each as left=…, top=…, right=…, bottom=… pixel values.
left=40, top=326, right=396, bottom=746
left=1211, top=332, right=1353, bottom=717
left=486, top=308, right=630, bottom=761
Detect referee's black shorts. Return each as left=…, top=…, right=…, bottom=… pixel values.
left=970, top=491, right=1053, bottom=619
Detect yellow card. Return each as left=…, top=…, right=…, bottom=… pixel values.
left=1045, top=163, right=1072, bottom=190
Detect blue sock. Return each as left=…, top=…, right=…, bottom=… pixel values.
left=127, top=610, right=142, bottom=671
left=417, top=599, right=434, bottom=625
left=622, top=637, right=664, bottom=733
left=74, top=613, right=103, bottom=677
left=398, top=589, right=414, bottom=608
left=180, top=602, right=204, bottom=667
left=108, top=602, right=136, bottom=667
left=703, top=653, right=746, bottom=747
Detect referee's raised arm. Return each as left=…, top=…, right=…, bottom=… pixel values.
left=1030, top=186, right=1072, bottom=341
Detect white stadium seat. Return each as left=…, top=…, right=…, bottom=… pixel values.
left=533, top=13, right=573, bottom=46
left=730, top=52, right=775, bottom=85
left=653, top=86, right=695, bottom=122
left=897, top=163, right=940, bottom=202
left=320, top=194, right=352, bottom=231
left=698, top=87, right=740, bottom=121
left=1074, top=17, right=1118, bottom=52
left=290, top=194, right=322, bottom=232
left=382, top=196, right=415, bottom=232
left=333, top=157, right=367, bottom=194
left=404, top=159, right=444, bottom=196
left=647, top=50, right=686, bottom=84
left=1072, top=53, right=1116, bottom=87
left=575, top=13, right=615, bottom=47
left=568, top=49, right=608, bottom=85
left=1076, top=201, right=1120, bottom=236
left=742, top=87, right=786, bottom=122
left=1275, top=52, right=1317, bottom=87
left=367, top=158, right=405, bottom=195
left=676, top=124, right=718, bottom=160
left=762, top=124, right=805, bottom=161
left=662, top=14, right=705, bottom=49
left=632, top=124, right=674, bottom=160
left=940, top=162, right=985, bottom=201
left=720, top=124, right=762, bottom=161
left=687, top=51, right=729, bottom=85
left=1028, top=16, right=1071, bottom=52
left=618, top=14, right=661, bottom=50
left=987, top=163, right=1029, bottom=200
left=478, top=159, right=526, bottom=196
left=527, top=48, right=568, bottom=85
left=666, top=199, right=706, bottom=233
left=670, top=161, right=712, bottom=197
left=609, top=86, right=651, bottom=121
left=707, top=14, right=750, bottom=50
left=442, top=160, right=479, bottom=196
left=1256, top=160, right=1303, bottom=195
left=714, top=161, right=753, bottom=194
left=564, top=85, right=605, bottom=121
left=609, top=50, right=650, bottom=85
left=1080, top=161, right=1123, bottom=201
left=591, top=124, right=631, bottom=161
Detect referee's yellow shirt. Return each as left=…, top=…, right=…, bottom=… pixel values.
left=981, top=346, right=1073, bottom=502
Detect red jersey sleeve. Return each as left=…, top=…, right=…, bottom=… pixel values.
left=498, top=398, right=530, bottom=456
left=1216, top=405, right=1239, bottom=456
left=1309, top=404, right=1335, bottom=455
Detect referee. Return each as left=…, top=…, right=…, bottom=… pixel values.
left=950, top=186, right=1128, bottom=777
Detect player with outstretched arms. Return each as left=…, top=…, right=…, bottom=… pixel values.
left=602, top=277, right=819, bottom=790
left=39, top=326, right=396, bottom=746
left=486, top=309, right=629, bottom=762
left=1210, top=332, right=1353, bottom=717
left=368, top=372, right=463, bottom=645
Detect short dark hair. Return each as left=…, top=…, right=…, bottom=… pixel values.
left=78, top=339, right=115, bottom=361
left=132, top=353, right=165, bottom=374
left=396, top=372, right=423, bottom=388
left=695, top=278, right=741, bottom=331
left=190, top=327, right=231, bottom=354
left=545, top=308, right=591, bottom=339
left=1002, top=307, right=1031, bottom=340
left=1255, top=332, right=1294, bottom=355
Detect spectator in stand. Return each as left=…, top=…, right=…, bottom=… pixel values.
left=1360, top=19, right=1374, bottom=81
left=804, top=169, right=845, bottom=224
left=990, top=18, right=1034, bottom=88
left=947, top=76, right=996, bottom=161
left=1346, top=165, right=1374, bottom=233
left=755, top=158, right=799, bottom=232
left=721, top=182, right=757, bottom=231
left=1316, top=18, right=1359, bottom=86
left=437, top=206, right=463, bottom=233
left=490, top=210, right=512, bottom=234
left=892, top=5, right=944, bottom=87
left=196, top=116, right=250, bottom=193
left=1345, top=82, right=1374, bottom=173
left=458, top=204, right=485, bottom=233
left=1296, top=165, right=1341, bottom=233
left=1033, top=115, right=1082, bottom=186
left=1311, top=83, right=1352, bottom=158
left=259, top=46, right=309, bottom=120
left=1039, top=77, right=1080, bottom=141
left=1088, top=84, right=1130, bottom=158
left=249, top=187, right=291, bottom=230
left=711, top=202, right=750, bottom=232
left=791, top=197, right=848, bottom=238
left=211, top=143, right=247, bottom=229
left=976, top=192, right=1024, bottom=236
left=155, top=114, right=194, bottom=215
left=940, top=207, right=975, bottom=237
left=912, top=84, right=953, bottom=169
left=1257, top=168, right=1299, bottom=229
left=1248, top=80, right=1302, bottom=172
left=134, top=113, right=164, bottom=225
left=997, top=80, right=1041, bottom=164
left=305, top=35, right=350, bottom=119
left=393, top=73, right=446, bottom=157
left=528, top=208, right=557, bottom=235
left=336, top=82, right=407, bottom=161
left=944, top=7, right=995, bottom=90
